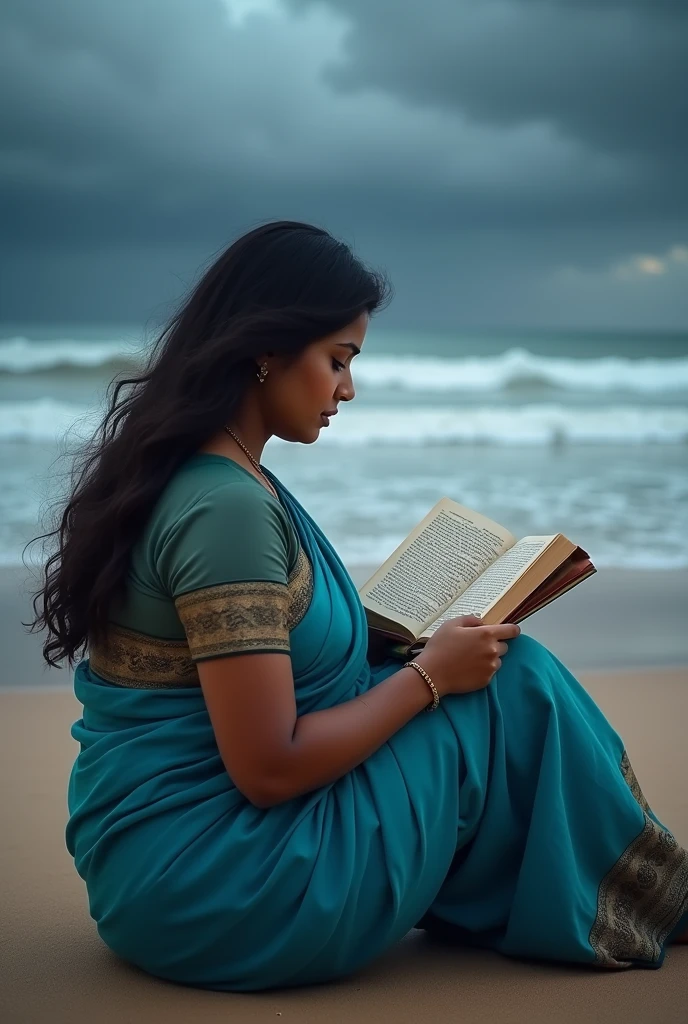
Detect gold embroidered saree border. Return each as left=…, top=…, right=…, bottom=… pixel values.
left=620, top=750, right=651, bottom=813
left=287, top=546, right=314, bottom=630
left=90, top=626, right=198, bottom=688
left=89, top=549, right=313, bottom=688
left=589, top=750, right=688, bottom=967
left=175, top=579, right=291, bottom=660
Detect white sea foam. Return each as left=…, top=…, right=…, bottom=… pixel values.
left=0, top=400, right=99, bottom=443
left=352, top=349, right=688, bottom=395
left=2, top=338, right=688, bottom=396
left=291, top=405, right=688, bottom=446
left=2, top=399, right=688, bottom=446
left=0, top=337, right=144, bottom=373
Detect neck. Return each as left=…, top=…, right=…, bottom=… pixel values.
left=207, top=400, right=270, bottom=465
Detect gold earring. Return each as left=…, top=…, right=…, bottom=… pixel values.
left=257, top=363, right=269, bottom=384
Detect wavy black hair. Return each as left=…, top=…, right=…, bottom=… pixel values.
left=30, top=221, right=391, bottom=667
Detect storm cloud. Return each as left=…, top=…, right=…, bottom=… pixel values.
left=1, top=0, right=686, bottom=327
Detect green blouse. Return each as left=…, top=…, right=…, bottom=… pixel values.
left=89, top=455, right=313, bottom=688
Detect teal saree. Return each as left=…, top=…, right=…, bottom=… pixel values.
left=66, top=458, right=688, bottom=991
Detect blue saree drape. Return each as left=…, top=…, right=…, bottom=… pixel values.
left=66, top=470, right=688, bottom=991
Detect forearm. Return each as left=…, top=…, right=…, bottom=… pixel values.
left=268, top=662, right=434, bottom=805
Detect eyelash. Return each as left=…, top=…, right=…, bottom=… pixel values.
left=332, top=359, right=346, bottom=372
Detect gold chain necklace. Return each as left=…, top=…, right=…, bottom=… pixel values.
left=223, top=425, right=279, bottom=499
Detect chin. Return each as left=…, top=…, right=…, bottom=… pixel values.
left=295, top=419, right=322, bottom=444
left=277, top=425, right=320, bottom=444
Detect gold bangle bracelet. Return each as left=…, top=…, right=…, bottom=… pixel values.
left=404, top=660, right=440, bottom=711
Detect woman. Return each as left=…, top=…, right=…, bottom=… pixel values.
left=33, top=221, right=687, bottom=991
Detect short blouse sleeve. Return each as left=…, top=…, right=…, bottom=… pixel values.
left=157, top=480, right=293, bottom=660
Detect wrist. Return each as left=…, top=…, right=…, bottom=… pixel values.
left=403, top=659, right=440, bottom=711
left=410, top=649, right=446, bottom=698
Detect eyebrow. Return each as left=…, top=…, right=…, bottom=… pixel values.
left=336, top=342, right=361, bottom=356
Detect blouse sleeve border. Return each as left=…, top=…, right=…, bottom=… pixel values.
left=175, top=578, right=291, bottom=662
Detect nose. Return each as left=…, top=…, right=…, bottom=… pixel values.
left=336, top=375, right=355, bottom=403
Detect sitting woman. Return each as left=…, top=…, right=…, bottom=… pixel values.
left=32, top=220, right=687, bottom=992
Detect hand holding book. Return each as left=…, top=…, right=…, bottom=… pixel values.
left=410, top=614, right=522, bottom=699
left=358, top=498, right=596, bottom=659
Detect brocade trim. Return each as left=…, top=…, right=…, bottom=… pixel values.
left=90, top=548, right=313, bottom=687
left=176, top=580, right=291, bottom=659
left=589, top=751, right=688, bottom=967
left=89, top=626, right=198, bottom=688
left=287, top=545, right=314, bottom=630
left=620, top=750, right=651, bottom=813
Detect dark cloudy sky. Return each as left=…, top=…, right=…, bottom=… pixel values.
left=1, top=0, right=687, bottom=329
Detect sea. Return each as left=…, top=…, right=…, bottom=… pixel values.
left=1, top=323, right=687, bottom=573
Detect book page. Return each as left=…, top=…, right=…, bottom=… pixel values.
left=359, top=499, right=515, bottom=635
left=422, top=536, right=555, bottom=635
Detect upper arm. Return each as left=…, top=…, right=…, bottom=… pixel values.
left=196, top=652, right=296, bottom=808
left=158, top=481, right=300, bottom=806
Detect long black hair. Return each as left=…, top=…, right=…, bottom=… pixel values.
left=31, top=221, right=391, bottom=667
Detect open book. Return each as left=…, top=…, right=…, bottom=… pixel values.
left=359, top=498, right=595, bottom=655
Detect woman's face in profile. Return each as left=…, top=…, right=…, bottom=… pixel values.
left=266, top=312, right=368, bottom=444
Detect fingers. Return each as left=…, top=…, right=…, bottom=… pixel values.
left=450, top=618, right=520, bottom=639
left=495, top=641, right=509, bottom=657
left=490, top=622, right=521, bottom=640
left=452, top=615, right=484, bottom=628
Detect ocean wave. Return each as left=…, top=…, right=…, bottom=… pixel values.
left=0, top=337, right=144, bottom=373
left=352, top=348, right=688, bottom=395
left=2, top=399, right=688, bottom=446
left=304, top=405, right=688, bottom=446
left=0, top=400, right=99, bottom=442
left=2, top=338, right=688, bottom=396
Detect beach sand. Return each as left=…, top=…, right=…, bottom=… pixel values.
left=1, top=565, right=686, bottom=1021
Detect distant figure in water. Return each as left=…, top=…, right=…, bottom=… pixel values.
left=31, top=221, right=687, bottom=990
